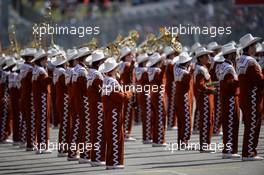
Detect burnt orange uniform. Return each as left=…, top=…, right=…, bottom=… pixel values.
left=71, top=63, right=91, bottom=160
left=8, top=72, right=21, bottom=142
left=0, top=71, right=11, bottom=141
left=174, top=65, right=192, bottom=144
left=237, top=55, right=264, bottom=158
left=209, top=60, right=222, bottom=134
left=218, top=61, right=240, bottom=154
left=20, top=63, right=35, bottom=148
left=67, top=65, right=81, bottom=160
left=194, top=64, right=214, bottom=150
left=32, top=66, right=51, bottom=150
left=53, top=67, right=70, bottom=154
left=135, top=67, right=152, bottom=142
left=165, top=60, right=177, bottom=129
left=102, top=76, right=128, bottom=167
left=148, top=66, right=166, bottom=145
left=119, top=62, right=134, bottom=137
left=87, top=68, right=106, bottom=164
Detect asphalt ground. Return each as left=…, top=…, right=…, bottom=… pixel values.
left=0, top=123, right=263, bottom=175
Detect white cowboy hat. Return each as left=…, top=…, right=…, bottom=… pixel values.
left=175, top=52, right=192, bottom=65
left=239, top=33, right=262, bottom=49
left=75, top=47, right=92, bottom=60
left=256, top=43, right=264, bottom=53
left=3, top=56, right=16, bottom=70
left=66, top=49, right=78, bottom=61
left=137, top=53, right=149, bottom=64
left=20, top=48, right=37, bottom=57
left=85, top=55, right=92, bottom=65
left=163, top=46, right=175, bottom=57
left=50, top=54, right=68, bottom=66
left=190, top=42, right=202, bottom=56
left=194, top=47, right=213, bottom=59
left=47, top=48, right=59, bottom=57
left=214, top=52, right=225, bottom=62
left=120, top=47, right=132, bottom=59
left=221, top=43, right=237, bottom=56
left=92, top=50, right=105, bottom=63
left=207, top=42, right=222, bottom=51
left=98, top=57, right=119, bottom=73
left=146, top=52, right=162, bottom=67
left=12, top=60, right=25, bottom=72
left=31, top=49, right=47, bottom=62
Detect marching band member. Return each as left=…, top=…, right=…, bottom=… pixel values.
left=190, top=42, right=202, bottom=134
left=163, top=46, right=180, bottom=130
left=0, top=56, right=16, bottom=143
left=0, top=56, right=8, bottom=143
left=207, top=42, right=223, bottom=135
left=31, top=49, right=52, bottom=154
left=47, top=48, right=63, bottom=128
left=118, top=47, right=136, bottom=142
left=87, top=50, right=106, bottom=166
left=217, top=43, right=241, bottom=159
left=237, top=34, right=263, bottom=161
left=66, top=49, right=81, bottom=161
left=100, top=57, right=129, bottom=169
left=147, top=52, right=167, bottom=147
left=9, top=59, right=23, bottom=145
left=194, top=47, right=215, bottom=152
left=174, top=52, right=193, bottom=146
left=51, top=51, right=69, bottom=157
left=135, top=53, right=151, bottom=144
left=70, top=47, right=92, bottom=163
left=19, top=48, right=37, bottom=150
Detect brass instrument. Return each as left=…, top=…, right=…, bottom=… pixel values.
left=138, top=33, right=158, bottom=55
left=118, top=30, right=139, bottom=48
left=79, top=37, right=98, bottom=51
left=103, top=35, right=123, bottom=58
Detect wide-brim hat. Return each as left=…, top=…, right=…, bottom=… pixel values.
left=239, top=33, right=262, bottom=50
left=75, top=47, right=92, bottom=60
left=221, top=43, right=237, bottom=56
left=194, top=47, right=213, bottom=59
left=66, top=49, right=78, bottom=61
left=47, top=48, right=61, bottom=58
left=3, top=56, right=17, bottom=70
left=190, top=42, right=202, bottom=56
left=207, top=42, right=222, bottom=51
left=92, top=50, right=105, bottom=63
left=12, top=60, right=25, bottom=72
left=50, top=54, right=68, bottom=66
left=31, top=49, right=47, bottom=62
left=146, top=52, right=162, bottom=67
left=20, top=48, right=37, bottom=57
left=175, top=52, right=192, bottom=65
left=98, top=57, right=119, bottom=73
left=137, top=53, right=149, bottom=64
left=120, top=47, right=132, bottom=59
left=214, top=52, right=225, bottom=62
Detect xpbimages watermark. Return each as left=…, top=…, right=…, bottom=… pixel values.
left=164, top=24, right=232, bottom=38
left=32, top=24, right=100, bottom=38
left=165, top=141, right=232, bottom=153
left=99, top=84, right=165, bottom=96
left=33, top=142, right=100, bottom=153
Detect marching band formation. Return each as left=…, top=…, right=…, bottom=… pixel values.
left=0, top=31, right=264, bottom=170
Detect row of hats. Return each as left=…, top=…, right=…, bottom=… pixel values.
left=0, top=56, right=24, bottom=72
